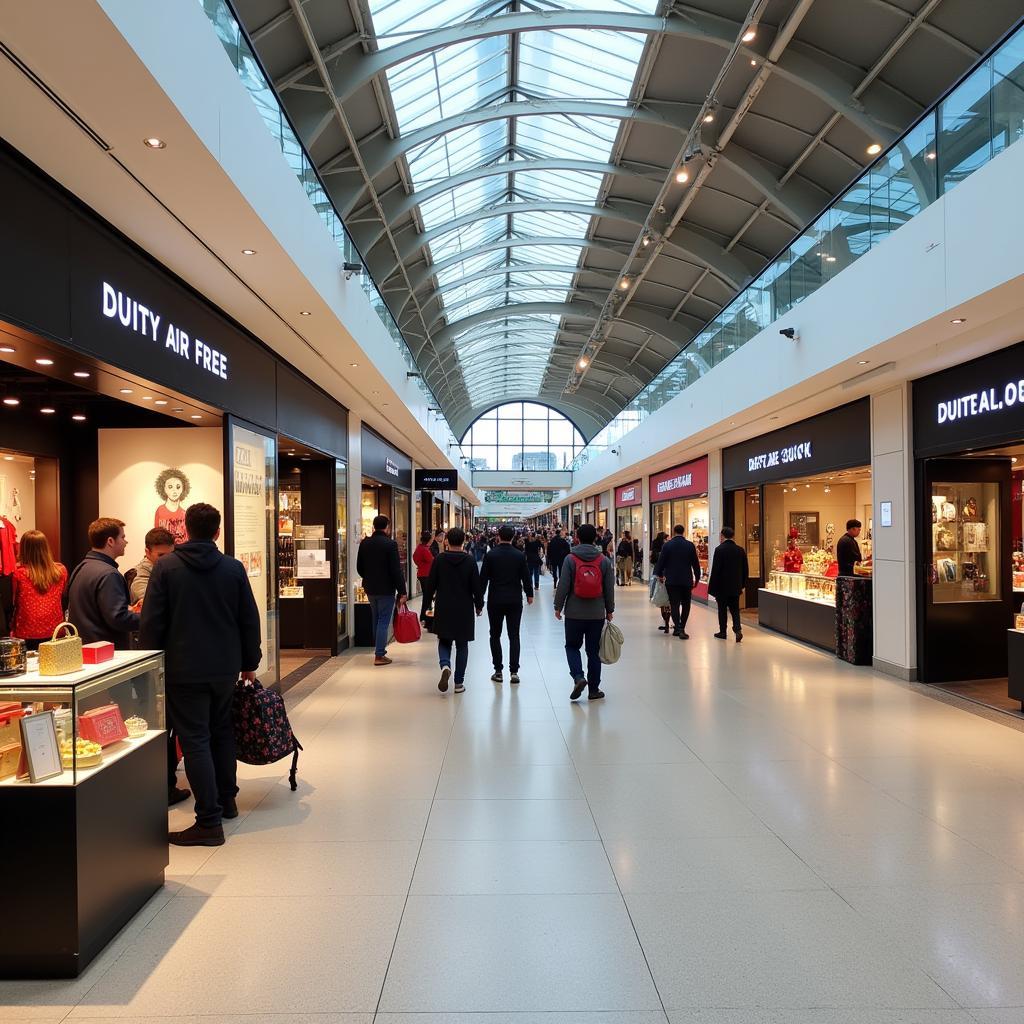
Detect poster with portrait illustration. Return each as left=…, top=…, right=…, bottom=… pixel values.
left=98, top=429, right=224, bottom=571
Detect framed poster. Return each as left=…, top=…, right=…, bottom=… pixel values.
left=789, top=511, right=820, bottom=548
left=19, top=711, right=63, bottom=782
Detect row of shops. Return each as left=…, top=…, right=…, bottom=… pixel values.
left=543, top=349, right=1024, bottom=715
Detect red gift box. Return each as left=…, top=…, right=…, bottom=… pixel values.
left=78, top=704, right=128, bottom=747
left=82, top=641, right=115, bottom=665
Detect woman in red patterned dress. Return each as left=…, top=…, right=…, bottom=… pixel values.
left=11, top=530, right=67, bottom=650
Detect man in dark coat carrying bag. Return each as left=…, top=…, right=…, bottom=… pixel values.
left=422, top=527, right=484, bottom=695
left=708, top=526, right=749, bottom=643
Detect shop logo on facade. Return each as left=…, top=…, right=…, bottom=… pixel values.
left=385, top=457, right=400, bottom=478
left=936, top=383, right=1024, bottom=424
left=748, top=441, right=812, bottom=473
left=656, top=472, right=692, bottom=494
left=101, top=282, right=229, bottom=381
left=619, top=486, right=636, bottom=503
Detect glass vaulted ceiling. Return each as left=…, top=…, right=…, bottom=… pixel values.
left=366, top=0, right=659, bottom=409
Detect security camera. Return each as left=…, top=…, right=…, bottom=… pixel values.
left=611, top=447, right=621, bottom=456
left=779, top=327, right=799, bottom=341
left=343, top=261, right=363, bottom=281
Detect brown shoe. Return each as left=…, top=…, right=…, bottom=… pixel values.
left=374, top=656, right=393, bottom=666
left=169, top=823, right=225, bottom=847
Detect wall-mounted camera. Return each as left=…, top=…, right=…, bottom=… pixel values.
left=779, top=327, right=799, bottom=341
left=611, top=447, right=621, bottom=456
left=343, top=261, right=363, bottom=281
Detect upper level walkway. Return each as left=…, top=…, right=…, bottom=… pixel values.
left=4, top=586, right=1024, bottom=1020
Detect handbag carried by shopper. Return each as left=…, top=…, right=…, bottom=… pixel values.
left=38, top=622, right=84, bottom=676
left=599, top=620, right=624, bottom=665
left=233, top=679, right=302, bottom=791
left=649, top=577, right=670, bottom=608
left=394, top=604, right=422, bottom=644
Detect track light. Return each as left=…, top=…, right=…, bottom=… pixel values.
left=577, top=356, right=589, bottom=369
left=866, top=143, right=882, bottom=155
left=619, top=278, right=630, bottom=290
left=675, top=169, right=689, bottom=184
left=742, top=27, right=757, bottom=42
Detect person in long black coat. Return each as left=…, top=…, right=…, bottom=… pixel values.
left=707, top=526, right=749, bottom=642
left=422, top=526, right=484, bottom=695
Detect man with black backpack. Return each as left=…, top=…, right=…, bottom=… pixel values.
left=553, top=523, right=615, bottom=702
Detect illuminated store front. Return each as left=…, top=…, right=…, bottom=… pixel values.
left=650, top=457, right=710, bottom=600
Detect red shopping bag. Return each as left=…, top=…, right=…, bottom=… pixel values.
left=394, top=604, right=422, bottom=644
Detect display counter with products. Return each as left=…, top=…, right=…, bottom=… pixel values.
left=0, top=652, right=167, bottom=978
left=759, top=571, right=840, bottom=652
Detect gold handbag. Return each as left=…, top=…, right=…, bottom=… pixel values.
left=39, top=622, right=84, bottom=676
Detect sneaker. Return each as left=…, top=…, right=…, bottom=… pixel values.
left=438, top=666, right=451, bottom=693
left=570, top=678, right=587, bottom=701
left=374, top=656, right=392, bottom=666
left=714, top=631, right=727, bottom=640
left=169, top=823, right=225, bottom=847
left=221, top=796, right=239, bottom=820
left=454, top=681, right=466, bottom=694
left=510, top=672, right=520, bottom=685
left=168, top=786, right=191, bottom=807
left=588, top=690, right=605, bottom=701
left=491, top=669, right=503, bottom=683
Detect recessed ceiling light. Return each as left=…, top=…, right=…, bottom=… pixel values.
left=857, top=359, right=870, bottom=365
left=925, top=151, right=936, bottom=160
left=35, top=358, right=54, bottom=366
left=0, top=345, right=14, bottom=354
left=119, top=388, right=133, bottom=394
left=867, top=143, right=882, bottom=155
left=142, top=395, right=152, bottom=401
left=40, top=407, right=55, bottom=415
left=299, top=310, right=311, bottom=316
left=154, top=399, right=168, bottom=406
left=143, top=137, right=166, bottom=149
left=750, top=58, right=758, bottom=66
left=172, top=407, right=184, bottom=412
left=825, top=255, right=837, bottom=262
left=191, top=414, right=202, bottom=419
left=742, top=27, right=757, bottom=42
left=241, top=248, right=257, bottom=255
left=950, top=317, right=966, bottom=324
left=3, top=398, right=19, bottom=407
left=675, top=169, right=689, bottom=184
left=350, top=362, right=358, bottom=368
left=74, top=371, right=90, bottom=378
left=3, top=456, right=12, bottom=461
left=72, top=413, right=86, bottom=422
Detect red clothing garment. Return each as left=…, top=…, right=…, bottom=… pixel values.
left=11, top=562, right=67, bottom=640
left=413, top=543, right=434, bottom=579
left=155, top=505, right=187, bottom=545
left=0, top=517, right=17, bottom=575
left=782, top=546, right=804, bottom=573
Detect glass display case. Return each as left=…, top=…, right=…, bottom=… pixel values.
left=766, top=570, right=838, bottom=607
left=930, top=481, right=1000, bottom=603
left=0, top=652, right=164, bottom=786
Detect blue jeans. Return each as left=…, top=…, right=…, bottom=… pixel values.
left=438, top=637, right=469, bottom=684
left=529, top=563, right=541, bottom=589
left=564, top=618, right=604, bottom=691
left=368, top=594, right=396, bottom=657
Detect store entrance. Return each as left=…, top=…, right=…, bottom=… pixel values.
left=277, top=437, right=337, bottom=683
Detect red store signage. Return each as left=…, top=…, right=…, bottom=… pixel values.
left=615, top=480, right=641, bottom=507
left=649, top=457, right=708, bottom=502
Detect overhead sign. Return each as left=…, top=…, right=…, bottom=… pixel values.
left=649, top=457, right=708, bottom=502
left=615, top=480, right=641, bottom=507
left=361, top=427, right=412, bottom=488
left=415, top=468, right=458, bottom=490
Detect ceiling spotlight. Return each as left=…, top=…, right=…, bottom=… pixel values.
left=578, top=356, right=589, bottom=369
left=119, top=388, right=133, bottom=394
left=824, top=485, right=831, bottom=494
left=857, top=359, right=870, bottom=365
left=619, top=278, right=630, bottom=290
left=40, top=406, right=55, bottom=415
left=191, top=414, right=202, bottom=420
left=867, top=143, right=882, bottom=155
left=642, top=235, right=651, bottom=247
left=74, top=371, right=90, bottom=378
left=0, top=345, right=14, bottom=354
left=172, top=407, right=184, bottom=412
left=925, top=151, right=936, bottom=160
left=2, top=456, right=12, bottom=462
left=142, top=395, right=152, bottom=401
left=750, top=58, right=758, bottom=66
left=72, top=413, right=86, bottom=422
left=154, top=399, right=168, bottom=406
left=825, top=255, right=837, bottom=263
left=350, top=362, right=359, bottom=367
left=241, top=248, right=257, bottom=255
left=143, top=137, right=166, bottom=149
left=35, top=358, right=54, bottom=366
left=805, top=483, right=810, bottom=488
left=950, top=317, right=966, bottom=324
left=703, top=112, right=715, bottom=124
left=299, top=310, right=311, bottom=316
left=742, top=27, right=757, bottom=42
left=675, top=169, right=689, bottom=184
left=2, top=398, right=19, bottom=407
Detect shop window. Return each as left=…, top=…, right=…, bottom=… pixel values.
left=930, top=480, right=1000, bottom=603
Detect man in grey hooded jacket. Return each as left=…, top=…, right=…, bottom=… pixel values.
left=553, top=523, right=615, bottom=702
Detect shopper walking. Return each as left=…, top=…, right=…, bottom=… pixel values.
left=554, top=523, right=615, bottom=702
left=139, top=503, right=260, bottom=847
left=66, top=517, right=140, bottom=648
left=128, top=527, right=176, bottom=604
left=615, top=531, right=634, bottom=586
left=653, top=524, right=702, bottom=639
left=10, top=530, right=66, bottom=650
left=480, top=524, right=533, bottom=684
left=422, top=527, right=483, bottom=694
left=429, top=528, right=445, bottom=558
left=546, top=528, right=570, bottom=586
left=708, top=526, right=748, bottom=643
left=356, top=514, right=408, bottom=665
left=524, top=530, right=545, bottom=590
left=413, top=530, right=434, bottom=623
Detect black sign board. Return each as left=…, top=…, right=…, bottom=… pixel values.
left=722, top=399, right=871, bottom=489
left=416, top=468, right=458, bottom=490
left=913, top=339, right=1024, bottom=458
left=362, top=427, right=412, bottom=489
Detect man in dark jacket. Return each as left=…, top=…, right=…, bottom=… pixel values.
left=480, top=524, right=534, bottom=684
left=654, top=524, right=702, bottom=639
left=837, top=519, right=863, bottom=577
left=708, top=526, right=749, bottom=642
left=615, top=532, right=634, bottom=586
left=356, top=515, right=408, bottom=665
left=422, top=527, right=483, bottom=694
left=139, top=503, right=261, bottom=848
left=554, top=523, right=615, bottom=701
left=546, top=529, right=570, bottom=585
left=66, top=517, right=141, bottom=649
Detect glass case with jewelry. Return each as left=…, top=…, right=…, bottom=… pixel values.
left=766, top=571, right=837, bottom=606
left=930, top=481, right=1000, bottom=603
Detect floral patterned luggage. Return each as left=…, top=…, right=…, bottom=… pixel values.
left=233, top=679, right=302, bottom=791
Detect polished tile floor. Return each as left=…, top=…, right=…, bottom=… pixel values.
left=5, top=587, right=1024, bottom=1023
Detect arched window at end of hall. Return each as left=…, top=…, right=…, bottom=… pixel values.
left=460, top=403, right=585, bottom=472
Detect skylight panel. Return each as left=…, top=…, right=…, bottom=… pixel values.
left=418, top=176, right=507, bottom=229
left=518, top=29, right=646, bottom=101
left=516, top=113, right=621, bottom=163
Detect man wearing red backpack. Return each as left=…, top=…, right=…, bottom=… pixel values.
left=553, top=523, right=615, bottom=702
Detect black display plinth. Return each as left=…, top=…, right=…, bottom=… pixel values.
left=354, top=602, right=374, bottom=647
left=835, top=576, right=873, bottom=665
left=0, top=733, right=168, bottom=978
left=1007, top=629, right=1024, bottom=710
left=758, top=589, right=837, bottom=653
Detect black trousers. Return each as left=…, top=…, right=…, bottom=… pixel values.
left=666, top=585, right=693, bottom=632
left=488, top=603, right=523, bottom=672
left=717, top=596, right=742, bottom=635
left=548, top=562, right=560, bottom=585
left=167, top=677, right=237, bottom=828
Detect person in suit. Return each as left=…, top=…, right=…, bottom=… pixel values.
left=708, top=526, right=749, bottom=642
left=356, top=515, right=408, bottom=665
left=653, top=523, right=702, bottom=639
left=480, top=524, right=533, bottom=684
left=422, top=527, right=484, bottom=694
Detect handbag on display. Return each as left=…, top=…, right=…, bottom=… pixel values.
left=394, top=604, right=422, bottom=644
left=38, top=622, right=84, bottom=676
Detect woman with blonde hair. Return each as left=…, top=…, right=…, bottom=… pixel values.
left=11, top=530, right=67, bottom=650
